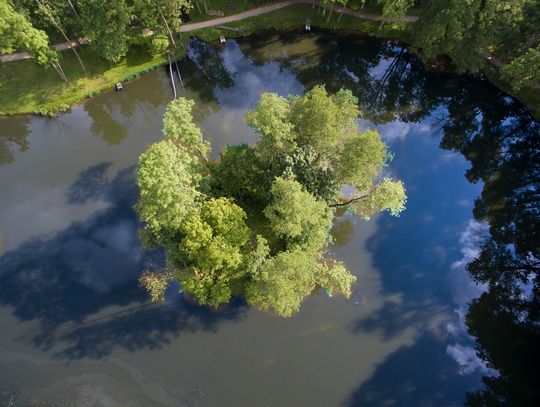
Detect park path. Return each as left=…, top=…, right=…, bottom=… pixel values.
left=0, top=0, right=417, bottom=63
left=180, top=0, right=417, bottom=32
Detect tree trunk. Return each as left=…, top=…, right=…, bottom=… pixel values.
left=52, top=61, right=69, bottom=82
left=202, top=0, right=208, bottom=14
left=327, top=4, right=334, bottom=22
left=155, top=0, right=176, bottom=47
left=330, top=187, right=378, bottom=207
left=338, top=0, right=348, bottom=21
left=66, top=0, right=80, bottom=19
left=167, top=52, right=177, bottom=99
left=36, top=0, right=87, bottom=74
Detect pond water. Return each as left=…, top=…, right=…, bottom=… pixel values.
left=0, top=31, right=536, bottom=406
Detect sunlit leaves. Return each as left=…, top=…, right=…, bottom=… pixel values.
left=136, top=139, right=203, bottom=245
left=138, top=88, right=406, bottom=316
left=177, top=198, right=250, bottom=307
left=0, top=0, right=59, bottom=67
left=163, top=98, right=210, bottom=158
left=354, top=178, right=407, bottom=219
left=79, top=0, right=131, bottom=62
left=245, top=92, right=296, bottom=163
left=246, top=250, right=324, bottom=317
left=264, top=177, right=332, bottom=252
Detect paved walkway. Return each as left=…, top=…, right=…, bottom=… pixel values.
left=0, top=0, right=417, bottom=63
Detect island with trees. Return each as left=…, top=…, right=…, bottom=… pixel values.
left=137, top=86, right=406, bottom=316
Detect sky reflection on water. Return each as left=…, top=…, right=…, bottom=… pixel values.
left=0, top=32, right=527, bottom=406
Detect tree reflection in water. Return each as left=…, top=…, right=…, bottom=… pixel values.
left=268, top=31, right=540, bottom=405
left=440, top=93, right=540, bottom=406
left=0, top=116, right=30, bottom=165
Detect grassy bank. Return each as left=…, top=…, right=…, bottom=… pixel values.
left=0, top=2, right=538, bottom=117
left=0, top=38, right=188, bottom=116
left=0, top=3, right=407, bottom=117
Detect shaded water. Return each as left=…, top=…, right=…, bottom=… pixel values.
left=0, top=32, right=536, bottom=406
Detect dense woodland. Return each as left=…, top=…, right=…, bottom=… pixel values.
left=1, top=0, right=539, bottom=93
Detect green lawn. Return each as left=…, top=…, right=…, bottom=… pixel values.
left=0, top=39, right=187, bottom=116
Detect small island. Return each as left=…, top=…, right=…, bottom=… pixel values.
left=137, top=85, right=406, bottom=316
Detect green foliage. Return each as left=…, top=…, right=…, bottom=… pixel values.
left=245, top=92, right=296, bottom=163
left=210, top=144, right=269, bottom=206
left=317, top=260, right=356, bottom=298
left=133, top=0, right=192, bottom=51
left=335, top=128, right=387, bottom=190
left=245, top=250, right=325, bottom=317
left=0, top=0, right=59, bottom=67
left=176, top=198, right=250, bottom=306
left=412, top=1, right=484, bottom=70
left=377, top=0, right=414, bottom=25
left=136, top=98, right=210, bottom=243
left=79, top=0, right=132, bottom=62
left=264, top=177, right=332, bottom=252
left=412, top=0, right=539, bottom=73
left=501, top=46, right=540, bottom=91
left=162, top=97, right=210, bottom=157
left=136, top=139, right=203, bottom=246
left=289, top=86, right=360, bottom=155
left=245, top=85, right=405, bottom=211
left=246, top=250, right=356, bottom=317
left=354, top=178, right=407, bottom=219
left=138, top=89, right=405, bottom=316
left=14, top=0, right=81, bottom=39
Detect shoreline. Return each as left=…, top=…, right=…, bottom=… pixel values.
left=0, top=2, right=538, bottom=119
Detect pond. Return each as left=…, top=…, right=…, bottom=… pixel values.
left=0, top=31, right=537, bottom=406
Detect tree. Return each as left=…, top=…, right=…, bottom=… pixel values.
left=133, top=0, right=192, bottom=52
left=136, top=138, right=203, bottom=247
left=264, top=177, right=332, bottom=253
left=35, top=0, right=87, bottom=74
left=501, top=45, right=540, bottom=91
left=138, top=89, right=406, bottom=317
left=176, top=198, right=250, bottom=307
left=137, top=97, right=208, bottom=246
left=411, top=0, right=539, bottom=72
left=79, top=0, right=132, bottom=62
left=0, top=0, right=67, bottom=81
left=246, top=85, right=407, bottom=215
left=133, top=0, right=192, bottom=97
left=377, top=0, right=414, bottom=28
left=246, top=249, right=354, bottom=317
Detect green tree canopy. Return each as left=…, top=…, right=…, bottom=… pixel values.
left=79, top=0, right=132, bottom=62
left=264, top=177, right=332, bottom=252
left=0, top=0, right=61, bottom=74
left=133, top=0, right=192, bottom=53
left=137, top=88, right=406, bottom=317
